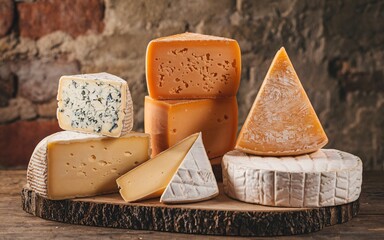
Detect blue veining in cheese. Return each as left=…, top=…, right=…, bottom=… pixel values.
left=57, top=72, right=133, bottom=137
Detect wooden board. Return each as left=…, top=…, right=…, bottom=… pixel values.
left=21, top=185, right=359, bottom=237
left=210, top=156, right=222, bottom=182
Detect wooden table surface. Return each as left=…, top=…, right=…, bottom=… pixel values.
left=1, top=170, right=384, bottom=239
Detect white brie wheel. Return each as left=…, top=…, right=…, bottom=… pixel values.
left=222, top=149, right=362, bottom=207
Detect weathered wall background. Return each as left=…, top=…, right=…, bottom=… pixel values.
left=0, top=0, right=383, bottom=170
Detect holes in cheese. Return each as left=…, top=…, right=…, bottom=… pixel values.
left=236, top=47, right=328, bottom=156
left=57, top=72, right=133, bottom=137
left=27, top=131, right=151, bottom=200
left=144, top=96, right=238, bottom=159
left=146, top=32, right=241, bottom=99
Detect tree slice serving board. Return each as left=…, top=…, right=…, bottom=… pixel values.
left=21, top=185, right=359, bottom=237
left=210, top=156, right=223, bottom=182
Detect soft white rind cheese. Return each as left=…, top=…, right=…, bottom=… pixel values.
left=222, top=149, right=362, bottom=207
left=57, top=72, right=133, bottom=137
left=160, top=133, right=219, bottom=203
left=27, top=131, right=151, bottom=200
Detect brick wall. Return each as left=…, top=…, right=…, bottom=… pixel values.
left=0, top=0, right=383, bottom=170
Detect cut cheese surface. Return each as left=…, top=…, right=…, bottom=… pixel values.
left=146, top=32, right=241, bottom=99
left=160, top=132, right=219, bottom=203
left=27, top=131, right=151, bottom=200
left=222, top=149, right=363, bottom=207
left=144, top=96, right=238, bottom=159
left=116, top=133, right=200, bottom=202
left=57, top=72, right=133, bottom=137
left=236, top=47, right=328, bottom=156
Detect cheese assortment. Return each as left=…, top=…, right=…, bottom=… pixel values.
left=57, top=72, right=134, bottom=137
left=222, top=47, right=363, bottom=207
left=145, top=32, right=240, bottom=160
left=145, top=96, right=238, bottom=158
left=27, top=131, right=151, bottom=200
left=116, top=133, right=218, bottom=203
left=25, top=31, right=363, bottom=226
left=28, top=72, right=148, bottom=200
left=146, top=32, right=241, bottom=99
left=235, top=47, right=328, bottom=156
left=28, top=67, right=221, bottom=204
left=222, top=149, right=362, bottom=207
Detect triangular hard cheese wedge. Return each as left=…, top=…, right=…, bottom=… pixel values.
left=236, top=47, right=328, bottom=156
left=117, top=132, right=218, bottom=203
left=160, top=132, right=219, bottom=203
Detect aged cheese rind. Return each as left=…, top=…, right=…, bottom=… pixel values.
left=57, top=72, right=133, bottom=137
left=222, top=149, right=362, bottom=207
left=235, top=47, right=328, bottom=156
left=27, top=135, right=50, bottom=197
left=116, top=133, right=200, bottom=202
left=146, top=32, right=241, bottom=99
left=145, top=96, right=238, bottom=158
left=27, top=131, right=151, bottom=200
left=160, top=133, right=219, bottom=203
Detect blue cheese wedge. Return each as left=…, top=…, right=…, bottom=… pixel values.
left=57, top=72, right=133, bottom=137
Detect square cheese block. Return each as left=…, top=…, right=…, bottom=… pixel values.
left=144, top=96, right=238, bottom=159
left=146, top=32, right=241, bottom=99
left=236, top=47, right=328, bottom=156
left=57, top=72, right=133, bottom=137
left=27, top=131, right=151, bottom=200
left=117, top=133, right=218, bottom=203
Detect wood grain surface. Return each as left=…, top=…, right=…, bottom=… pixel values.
left=1, top=170, right=384, bottom=239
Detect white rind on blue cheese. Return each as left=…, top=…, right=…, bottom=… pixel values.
left=57, top=72, right=133, bottom=137
left=222, top=149, right=363, bottom=207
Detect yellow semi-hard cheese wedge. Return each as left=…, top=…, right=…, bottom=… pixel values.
left=27, top=131, right=151, bottom=200
left=116, top=133, right=200, bottom=202
left=236, top=47, right=328, bottom=156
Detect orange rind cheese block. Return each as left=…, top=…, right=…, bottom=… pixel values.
left=146, top=32, right=241, bottom=99
left=145, top=96, right=238, bottom=159
left=236, top=47, right=328, bottom=156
